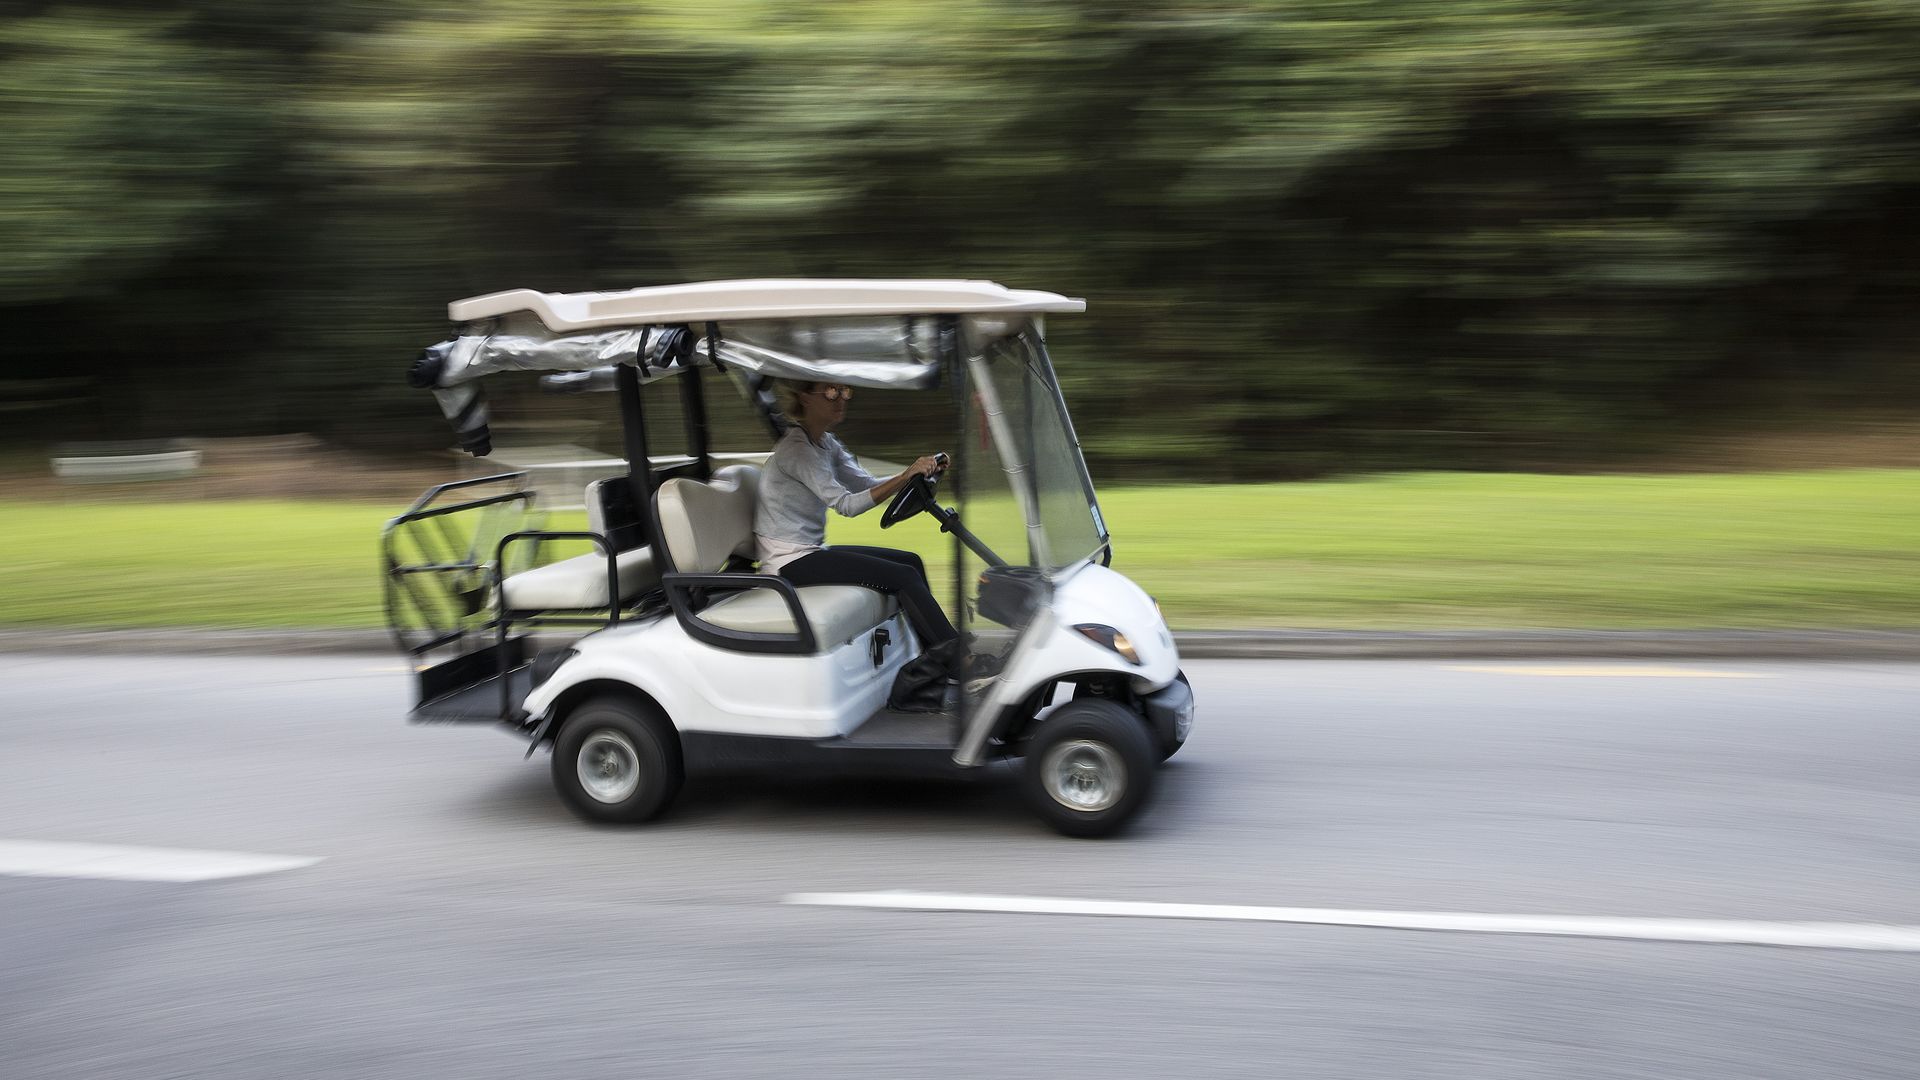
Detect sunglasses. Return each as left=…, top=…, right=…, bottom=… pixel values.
left=805, top=385, right=854, bottom=402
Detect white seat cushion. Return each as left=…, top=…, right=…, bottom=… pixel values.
left=501, top=547, right=658, bottom=611
left=657, top=464, right=895, bottom=649
left=700, top=584, right=894, bottom=645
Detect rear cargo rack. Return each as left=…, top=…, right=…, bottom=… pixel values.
left=381, top=472, right=539, bottom=656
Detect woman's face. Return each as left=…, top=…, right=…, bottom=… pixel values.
left=801, top=383, right=853, bottom=428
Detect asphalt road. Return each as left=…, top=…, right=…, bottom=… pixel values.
left=3, top=655, right=1918, bottom=1079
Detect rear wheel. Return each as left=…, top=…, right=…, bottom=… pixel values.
left=551, top=695, right=683, bottom=824
left=1020, top=700, right=1156, bottom=838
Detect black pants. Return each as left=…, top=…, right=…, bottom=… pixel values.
left=780, top=546, right=958, bottom=649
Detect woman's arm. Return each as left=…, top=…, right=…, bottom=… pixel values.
left=784, top=443, right=881, bottom=518
left=830, top=441, right=881, bottom=491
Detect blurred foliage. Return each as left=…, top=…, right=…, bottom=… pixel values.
left=4, top=0, right=1919, bottom=476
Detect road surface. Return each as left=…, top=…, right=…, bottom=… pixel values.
left=3, top=655, right=1917, bottom=1078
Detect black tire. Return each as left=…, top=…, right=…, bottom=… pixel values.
left=551, top=695, right=683, bottom=824
left=1020, top=699, right=1157, bottom=838
left=1072, top=678, right=1184, bottom=763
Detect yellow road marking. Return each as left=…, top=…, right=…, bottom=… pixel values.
left=1444, top=665, right=1774, bottom=679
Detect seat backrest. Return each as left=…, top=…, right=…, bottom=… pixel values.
left=584, top=476, right=616, bottom=547
left=654, top=464, right=761, bottom=573
left=585, top=476, right=647, bottom=553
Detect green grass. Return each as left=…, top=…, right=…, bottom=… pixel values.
left=3, top=469, right=1917, bottom=630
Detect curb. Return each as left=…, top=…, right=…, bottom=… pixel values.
left=0, top=628, right=394, bottom=656
left=1171, top=629, right=1920, bottom=660
left=3, top=627, right=1917, bottom=660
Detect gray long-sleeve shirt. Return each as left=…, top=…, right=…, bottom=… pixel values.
left=754, top=427, right=881, bottom=572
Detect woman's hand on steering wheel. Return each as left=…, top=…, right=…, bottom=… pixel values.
left=881, top=452, right=947, bottom=529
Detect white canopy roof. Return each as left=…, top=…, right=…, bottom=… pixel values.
left=449, top=278, right=1086, bottom=331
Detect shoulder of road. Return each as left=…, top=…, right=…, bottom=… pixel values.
left=2, top=627, right=1917, bottom=659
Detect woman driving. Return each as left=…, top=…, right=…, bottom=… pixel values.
left=753, top=379, right=959, bottom=656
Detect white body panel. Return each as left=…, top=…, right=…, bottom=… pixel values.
left=1013, top=562, right=1180, bottom=694
left=524, top=561, right=1176, bottom=765
left=523, top=610, right=917, bottom=740
left=956, top=562, right=1179, bottom=766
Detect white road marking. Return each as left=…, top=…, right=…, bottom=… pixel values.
left=1444, top=664, right=1774, bottom=678
left=0, top=840, right=322, bottom=883
left=785, top=892, right=1920, bottom=953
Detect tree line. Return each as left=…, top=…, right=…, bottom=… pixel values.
left=5, top=0, right=1918, bottom=479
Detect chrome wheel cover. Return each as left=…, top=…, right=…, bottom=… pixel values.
left=1040, top=738, right=1125, bottom=813
left=577, top=729, right=641, bottom=804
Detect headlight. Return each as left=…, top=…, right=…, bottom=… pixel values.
left=1074, top=623, right=1140, bottom=665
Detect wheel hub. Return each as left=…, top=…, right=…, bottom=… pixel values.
left=577, top=729, right=641, bottom=804
left=1041, top=739, right=1124, bottom=812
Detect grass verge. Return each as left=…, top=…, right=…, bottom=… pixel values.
left=1, top=469, right=1916, bottom=630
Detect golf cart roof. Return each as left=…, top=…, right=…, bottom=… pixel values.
left=450, top=279, right=1086, bottom=331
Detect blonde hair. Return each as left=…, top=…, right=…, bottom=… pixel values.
left=773, top=378, right=816, bottom=423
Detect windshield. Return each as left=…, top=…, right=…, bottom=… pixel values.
left=964, top=327, right=1107, bottom=571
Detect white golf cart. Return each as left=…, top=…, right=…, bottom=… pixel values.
left=383, top=280, right=1193, bottom=837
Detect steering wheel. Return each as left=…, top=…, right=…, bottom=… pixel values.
left=881, top=472, right=940, bottom=529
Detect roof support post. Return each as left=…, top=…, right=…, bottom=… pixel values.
left=678, top=324, right=716, bottom=481
left=616, top=363, right=659, bottom=551
left=939, top=315, right=968, bottom=733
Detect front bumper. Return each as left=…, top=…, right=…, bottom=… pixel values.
left=1141, top=670, right=1194, bottom=751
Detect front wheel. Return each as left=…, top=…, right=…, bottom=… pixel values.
left=1020, top=700, right=1156, bottom=838
left=551, top=696, right=683, bottom=824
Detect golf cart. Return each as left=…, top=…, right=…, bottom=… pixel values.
left=383, top=280, right=1193, bottom=837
